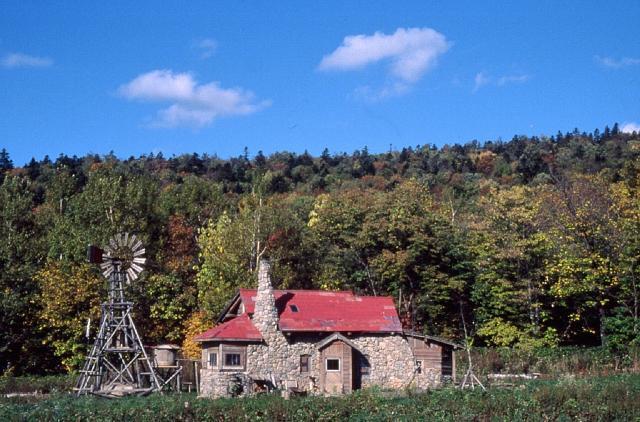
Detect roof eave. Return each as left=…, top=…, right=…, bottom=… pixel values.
left=403, top=330, right=463, bottom=349
left=280, top=328, right=402, bottom=334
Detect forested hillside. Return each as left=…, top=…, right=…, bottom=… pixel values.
left=2, top=123, right=640, bottom=375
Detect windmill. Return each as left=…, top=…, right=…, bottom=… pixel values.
left=75, top=233, right=179, bottom=397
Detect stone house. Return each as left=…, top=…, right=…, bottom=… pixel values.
left=196, top=261, right=460, bottom=398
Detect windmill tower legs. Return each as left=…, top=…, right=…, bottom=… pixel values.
left=75, top=269, right=161, bottom=397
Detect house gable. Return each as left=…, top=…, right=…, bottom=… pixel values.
left=315, top=332, right=362, bottom=353
left=217, top=293, right=243, bottom=323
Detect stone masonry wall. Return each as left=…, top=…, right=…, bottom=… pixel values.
left=350, top=334, right=439, bottom=390
left=200, top=332, right=440, bottom=397
left=199, top=367, right=254, bottom=398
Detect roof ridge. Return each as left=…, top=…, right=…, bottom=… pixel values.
left=239, top=288, right=356, bottom=294
left=239, top=288, right=396, bottom=299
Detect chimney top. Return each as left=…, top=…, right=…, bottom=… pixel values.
left=258, top=259, right=271, bottom=287
left=253, top=259, right=278, bottom=337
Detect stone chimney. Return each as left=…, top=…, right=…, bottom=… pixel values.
left=252, top=259, right=279, bottom=339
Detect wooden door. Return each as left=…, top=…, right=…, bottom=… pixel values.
left=320, top=340, right=352, bottom=394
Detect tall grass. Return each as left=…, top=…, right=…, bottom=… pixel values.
left=458, top=346, right=640, bottom=378
left=0, top=374, right=76, bottom=395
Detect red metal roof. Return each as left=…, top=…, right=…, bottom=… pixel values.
left=195, top=313, right=262, bottom=342
left=238, top=289, right=402, bottom=333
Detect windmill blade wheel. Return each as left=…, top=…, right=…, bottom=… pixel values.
left=101, top=232, right=146, bottom=281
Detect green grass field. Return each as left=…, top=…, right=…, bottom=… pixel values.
left=2, top=373, right=640, bottom=421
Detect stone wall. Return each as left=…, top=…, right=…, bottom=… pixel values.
left=200, top=332, right=441, bottom=398
left=199, top=368, right=254, bottom=398
left=350, top=334, right=439, bottom=390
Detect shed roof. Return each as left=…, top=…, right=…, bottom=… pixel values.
left=195, top=313, right=262, bottom=342
left=403, top=330, right=463, bottom=349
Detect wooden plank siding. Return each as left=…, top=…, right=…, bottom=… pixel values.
left=408, top=336, right=443, bottom=372
left=342, top=341, right=352, bottom=393
left=407, top=335, right=456, bottom=381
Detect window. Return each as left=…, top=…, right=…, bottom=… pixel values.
left=415, top=360, right=423, bottom=374
left=326, top=358, right=340, bottom=371
left=289, top=304, right=299, bottom=312
left=224, top=353, right=242, bottom=367
left=221, top=345, right=245, bottom=370
left=208, top=351, right=218, bottom=368
left=300, top=354, right=310, bottom=373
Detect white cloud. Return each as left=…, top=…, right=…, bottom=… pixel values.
left=473, top=72, right=530, bottom=92
left=319, top=27, right=450, bottom=98
left=595, top=55, right=640, bottom=68
left=194, top=38, right=217, bottom=59
left=1, top=52, right=53, bottom=68
left=621, top=122, right=640, bottom=134
left=118, top=70, right=270, bottom=128
left=154, top=105, right=220, bottom=128
left=473, top=72, right=490, bottom=92
left=119, top=70, right=195, bottom=101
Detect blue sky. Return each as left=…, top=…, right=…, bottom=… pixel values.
left=1, top=1, right=639, bottom=166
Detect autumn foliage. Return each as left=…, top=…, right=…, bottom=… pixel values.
left=2, top=125, right=640, bottom=375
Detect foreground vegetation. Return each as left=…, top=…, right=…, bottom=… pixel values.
left=1, top=374, right=639, bottom=421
